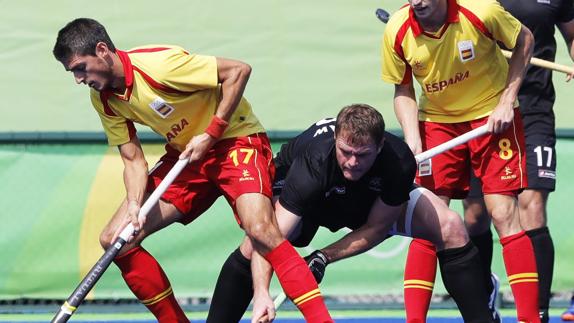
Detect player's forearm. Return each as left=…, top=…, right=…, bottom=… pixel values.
left=393, top=85, right=420, bottom=146
left=251, top=250, right=274, bottom=298
left=123, top=162, right=148, bottom=204
left=215, top=58, right=252, bottom=122
left=500, top=25, right=534, bottom=107
left=119, top=142, right=149, bottom=205
left=320, top=225, right=389, bottom=264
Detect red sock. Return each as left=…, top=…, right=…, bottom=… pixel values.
left=404, top=239, right=437, bottom=323
left=114, top=247, right=188, bottom=323
left=265, top=240, right=333, bottom=323
left=501, top=231, right=540, bottom=323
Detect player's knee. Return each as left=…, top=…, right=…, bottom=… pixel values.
left=99, top=229, right=114, bottom=249
left=244, top=221, right=280, bottom=248
left=489, top=201, right=516, bottom=225
left=519, top=197, right=545, bottom=219
left=440, top=210, right=468, bottom=248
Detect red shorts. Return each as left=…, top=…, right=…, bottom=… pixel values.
left=146, top=133, right=275, bottom=224
left=416, top=111, right=527, bottom=199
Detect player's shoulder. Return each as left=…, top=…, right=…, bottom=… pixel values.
left=126, top=44, right=188, bottom=56
left=385, top=5, right=411, bottom=37
left=383, top=131, right=413, bottom=159
left=458, top=0, right=503, bottom=21
left=126, top=44, right=191, bottom=70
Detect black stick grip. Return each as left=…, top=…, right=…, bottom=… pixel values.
left=51, top=237, right=127, bottom=323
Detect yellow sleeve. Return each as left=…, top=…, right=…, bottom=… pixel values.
left=482, top=0, right=522, bottom=49
left=160, top=49, right=219, bottom=92
left=381, top=24, right=411, bottom=85
left=90, top=91, right=133, bottom=146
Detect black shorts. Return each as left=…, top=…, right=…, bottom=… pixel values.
left=523, top=133, right=556, bottom=191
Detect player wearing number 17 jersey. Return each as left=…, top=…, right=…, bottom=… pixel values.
left=53, top=18, right=332, bottom=322
left=382, top=0, right=540, bottom=322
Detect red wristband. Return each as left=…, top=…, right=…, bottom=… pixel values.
left=205, top=115, right=229, bottom=139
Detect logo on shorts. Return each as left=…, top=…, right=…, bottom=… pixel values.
left=149, top=97, right=175, bottom=118
left=458, top=40, right=475, bottom=62
left=538, top=169, right=556, bottom=179
left=418, top=159, right=432, bottom=177
left=239, top=169, right=255, bottom=182
left=501, top=166, right=517, bottom=180
left=537, top=0, right=550, bottom=4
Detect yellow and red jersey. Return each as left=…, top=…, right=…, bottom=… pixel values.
left=90, top=45, right=264, bottom=151
left=381, top=0, right=522, bottom=123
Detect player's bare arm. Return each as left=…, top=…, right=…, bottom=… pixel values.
left=115, top=136, right=149, bottom=239
left=489, top=25, right=534, bottom=134
left=319, top=198, right=400, bottom=263
left=250, top=201, right=303, bottom=323
left=394, top=82, right=421, bottom=155
left=558, top=19, right=574, bottom=81
left=179, top=58, right=252, bottom=162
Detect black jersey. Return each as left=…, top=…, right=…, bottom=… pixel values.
left=499, top=0, right=574, bottom=132
left=274, top=118, right=416, bottom=232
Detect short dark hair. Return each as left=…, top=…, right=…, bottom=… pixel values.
left=53, top=18, right=116, bottom=64
left=335, top=104, right=385, bottom=145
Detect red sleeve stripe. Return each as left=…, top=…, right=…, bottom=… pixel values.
left=127, top=47, right=189, bottom=55
left=459, top=6, right=493, bottom=39
left=127, top=47, right=171, bottom=54
left=393, top=20, right=413, bottom=85
left=132, top=66, right=189, bottom=95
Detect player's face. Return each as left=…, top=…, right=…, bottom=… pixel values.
left=64, top=49, right=114, bottom=92
left=335, top=133, right=382, bottom=181
left=409, top=0, right=443, bottom=20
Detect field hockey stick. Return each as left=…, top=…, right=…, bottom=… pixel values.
left=51, top=158, right=189, bottom=323
left=500, top=49, right=574, bottom=75
left=415, top=124, right=488, bottom=163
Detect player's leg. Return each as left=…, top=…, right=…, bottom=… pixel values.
left=214, top=134, right=332, bottom=323
left=99, top=196, right=188, bottom=323
left=404, top=121, right=470, bottom=322
left=475, top=112, right=540, bottom=323
left=519, top=132, right=556, bottom=323
left=236, top=193, right=331, bottom=322
left=463, top=175, right=498, bottom=316
left=405, top=187, right=493, bottom=322
left=206, top=237, right=254, bottom=323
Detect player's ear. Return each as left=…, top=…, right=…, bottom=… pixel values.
left=95, top=42, right=110, bottom=59
left=377, top=137, right=385, bottom=153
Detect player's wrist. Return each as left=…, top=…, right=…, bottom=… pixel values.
left=314, top=249, right=330, bottom=264
left=205, top=115, right=229, bottom=139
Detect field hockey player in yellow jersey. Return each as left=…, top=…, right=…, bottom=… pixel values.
left=53, top=18, right=333, bottom=323
left=382, top=0, right=541, bottom=322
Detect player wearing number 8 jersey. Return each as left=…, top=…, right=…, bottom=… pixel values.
left=53, top=18, right=333, bottom=323
left=382, top=0, right=540, bottom=322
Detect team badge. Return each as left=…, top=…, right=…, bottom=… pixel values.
left=457, top=40, right=475, bottom=63
left=149, top=97, right=175, bottom=118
